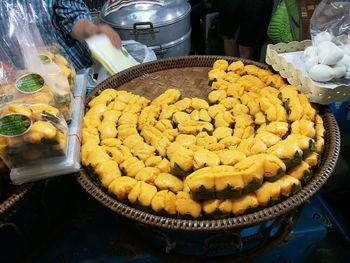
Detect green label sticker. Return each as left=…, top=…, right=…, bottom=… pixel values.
left=0, top=114, right=32, bottom=137
left=16, top=73, right=44, bottom=93
left=39, top=54, right=52, bottom=64
left=122, top=48, right=129, bottom=57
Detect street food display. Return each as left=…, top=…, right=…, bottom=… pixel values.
left=0, top=45, right=72, bottom=172
left=81, top=59, right=325, bottom=219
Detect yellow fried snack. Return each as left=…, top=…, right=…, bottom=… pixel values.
left=154, top=173, right=184, bottom=193
left=128, top=181, right=158, bottom=210
left=203, top=199, right=232, bottom=219
left=176, top=191, right=202, bottom=218
left=24, top=121, right=57, bottom=144
left=81, top=59, right=326, bottom=219
left=95, top=160, right=121, bottom=187
left=167, top=142, right=194, bottom=176
left=109, top=176, right=138, bottom=201
left=228, top=60, right=245, bottom=75
left=231, top=193, right=259, bottom=216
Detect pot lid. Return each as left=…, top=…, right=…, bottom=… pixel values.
left=100, top=0, right=191, bottom=29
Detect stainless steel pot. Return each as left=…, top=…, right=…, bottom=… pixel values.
left=100, top=0, right=191, bottom=57
left=150, top=28, right=191, bottom=58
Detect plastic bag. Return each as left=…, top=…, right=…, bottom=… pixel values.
left=122, top=40, right=158, bottom=64
left=1, top=47, right=68, bottom=170
left=15, top=1, right=76, bottom=92
left=9, top=72, right=88, bottom=184
left=310, top=0, right=350, bottom=41
left=0, top=3, right=70, bottom=170
left=0, top=46, right=15, bottom=105
left=38, top=44, right=77, bottom=92
left=0, top=47, right=59, bottom=112
left=1, top=1, right=74, bottom=120
left=303, top=0, right=350, bottom=82
left=97, top=40, right=157, bottom=83
left=0, top=102, right=68, bottom=169
left=0, top=45, right=13, bottom=84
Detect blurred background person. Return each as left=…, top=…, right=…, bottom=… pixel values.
left=218, top=0, right=274, bottom=60
left=189, top=0, right=219, bottom=54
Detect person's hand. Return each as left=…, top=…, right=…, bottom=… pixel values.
left=71, top=19, right=122, bottom=49
left=88, top=24, right=122, bottom=49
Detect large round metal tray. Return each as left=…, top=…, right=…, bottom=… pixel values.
left=76, top=55, right=340, bottom=231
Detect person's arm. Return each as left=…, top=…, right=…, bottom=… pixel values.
left=54, top=0, right=121, bottom=48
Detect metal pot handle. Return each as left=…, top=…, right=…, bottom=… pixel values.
left=133, top=22, right=154, bottom=32
left=149, top=45, right=167, bottom=58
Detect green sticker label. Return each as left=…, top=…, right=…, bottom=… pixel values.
left=122, top=48, right=129, bottom=57
left=0, top=114, right=32, bottom=137
left=39, top=54, right=52, bottom=64
left=16, top=73, right=44, bottom=93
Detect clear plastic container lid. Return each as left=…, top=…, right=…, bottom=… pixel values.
left=9, top=70, right=88, bottom=184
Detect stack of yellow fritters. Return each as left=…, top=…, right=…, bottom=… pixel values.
left=81, top=60, right=325, bottom=219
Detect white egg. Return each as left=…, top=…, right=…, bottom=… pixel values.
left=338, top=54, right=350, bottom=67
left=332, top=63, right=346, bottom=79
left=303, top=46, right=318, bottom=59
left=341, top=44, right=350, bottom=56
left=308, top=64, right=335, bottom=82
left=317, top=41, right=344, bottom=65
left=304, top=56, right=319, bottom=71
left=314, top=31, right=333, bottom=46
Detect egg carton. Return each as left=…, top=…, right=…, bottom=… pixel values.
left=266, top=40, right=350, bottom=105
left=9, top=71, right=88, bottom=185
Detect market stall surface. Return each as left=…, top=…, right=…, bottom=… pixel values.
left=1, top=131, right=350, bottom=263
left=16, top=180, right=348, bottom=263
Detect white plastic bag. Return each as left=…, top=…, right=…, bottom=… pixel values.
left=310, top=0, right=350, bottom=41
left=1, top=1, right=74, bottom=120
left=10, top=72, right=87, bottom=184
left=304, top=0, right=350, bottom=82
left=122, top=40, right=157, bottom=64
left=97, top=40, right=157, bottom=83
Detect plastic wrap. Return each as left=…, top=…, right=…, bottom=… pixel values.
left=0, top=46, right=15, bottom=106
left=303, top=0, right=350, bottom=82
left=122, top=40, right=157, bottom=64
left=1, top=1, right=74, bottom=120
left=38, top=44, right=77, bottom=92
left=96, top=40, right=157, bottom=83
left=0, top=102, right=68, bottom=169
left=0, top=2, right=73, bottom=172
left=310, top=0, right=350, bottom=41
left=0, top=46, right=13, bottom=85
left=31, top=2, right=77, bottom=92
left=10, top=72, right=87, bottom=184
